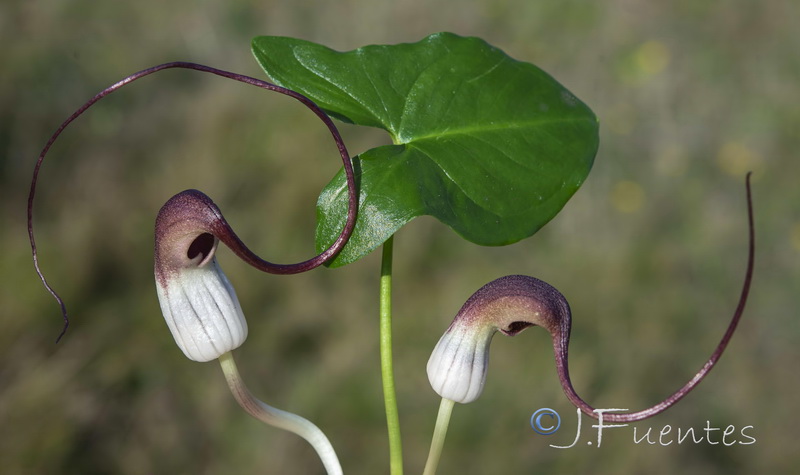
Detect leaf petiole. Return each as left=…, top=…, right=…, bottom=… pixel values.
left=379, top=235, right=403, bottom=474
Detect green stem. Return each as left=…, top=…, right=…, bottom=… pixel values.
left=218, top=352, right=342, bottom=475
left=423, top=398, right=455, bottom=475
left=380, top=235, right=403, bottom=475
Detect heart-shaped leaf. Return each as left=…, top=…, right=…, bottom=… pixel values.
left=252, top=33, right=598, bottom=267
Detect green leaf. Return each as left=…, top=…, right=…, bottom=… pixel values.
left=252, top=33, right=599, bottom=267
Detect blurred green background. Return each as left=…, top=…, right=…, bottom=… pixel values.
left=2, top=0, right=798, bottom=473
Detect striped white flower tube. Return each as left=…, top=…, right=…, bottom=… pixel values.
left=427, top=275, right=565, bottom=403
left=154, top=191, right=247, bottom=362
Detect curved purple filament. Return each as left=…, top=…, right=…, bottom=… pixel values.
left=552, top=173, right=755, bottom=422
left=28, top=62, right=359, bottom=342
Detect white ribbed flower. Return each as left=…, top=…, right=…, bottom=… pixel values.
left=154, top=191, right=247, bottom=362
left=152, top=189, right=343, bottom=474
left=427, top=320, right=494, bottom=404
left=427, top=275, right=566, bottom=403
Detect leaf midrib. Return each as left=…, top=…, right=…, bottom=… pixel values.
left=397, top=116, right=594, bottom=144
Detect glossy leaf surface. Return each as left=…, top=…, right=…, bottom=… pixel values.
left=252, top=33, right=598, bottom=266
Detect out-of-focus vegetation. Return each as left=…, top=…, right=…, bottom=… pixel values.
left=1, top=0, right=797, bottom=473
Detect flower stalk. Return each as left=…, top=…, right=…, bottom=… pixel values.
left=422, top=397, right=455, bottom=475
left=219, top=352, right=343, bottom=475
